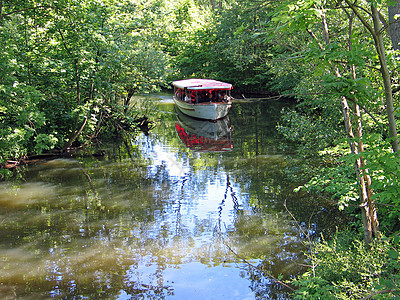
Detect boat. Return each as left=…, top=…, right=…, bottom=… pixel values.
left=172, top=79, right=233, bottom=120
left=174, top=106, right=233, bottom=152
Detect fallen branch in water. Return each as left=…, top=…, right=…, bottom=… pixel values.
left=0, top=115, right=155, bottom=172
left=284, top=199, right=318, bottom=277
left=221, top=237, right=296, bottom=292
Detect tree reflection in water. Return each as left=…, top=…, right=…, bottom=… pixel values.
left=0, top=96, right=346, bottom=299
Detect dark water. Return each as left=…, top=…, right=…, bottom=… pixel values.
left=0, top=94, right=342, bottom=299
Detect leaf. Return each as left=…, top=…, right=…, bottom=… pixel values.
left=384, top=279, right=396, bottom=289
left=388, top=249, right=399, bottom=260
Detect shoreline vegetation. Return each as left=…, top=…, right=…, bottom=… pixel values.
left=1, top=116, right=154, bottom=171
left=1, top=0, right=400, bottom=298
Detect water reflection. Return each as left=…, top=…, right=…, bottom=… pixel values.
left=0, top=95, right=345, bottom=299
left=174, top=107, right=233, bottom=152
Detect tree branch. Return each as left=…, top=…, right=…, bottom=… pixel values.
left=345, top=97, right=389, bottom=139
left=362, top=289, right=399, bottom=299
left=63, top=116, right=87, bottom=150
left=221, top=238, right=296, bottom=292
left=2, top=5, right=52, bottom=17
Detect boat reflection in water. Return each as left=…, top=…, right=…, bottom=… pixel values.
left=174, top=106, right=233, bottom=152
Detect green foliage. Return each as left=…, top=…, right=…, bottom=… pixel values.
left=1, top=0, right=400, bottom=297
left=34, top=134, right=59, bottom=154
left=297, top=163, right=359, bottom=211
left=270, top=0, right=400, bottom=236
left=166, top=1, right=279, bottom=92
left=293, top=276, right=337, bottom=299
left=360, top=142, right=400, bottom=232
left=277, top=109, right=343, bottom=157
left=0, top=0, right=173, bottom=166
left=293, top=232, right=400, bottom=299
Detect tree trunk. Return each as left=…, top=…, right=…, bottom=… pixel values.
left=343, top=0, right=400, bottom=153
left=0, top=0, right=3, bottom=22
left=348, top=9, right=379, bottom=242
left=70, top=58, right=81, bottom=138
left=337, top=82, right=376, bottom=245
left=371, top=4, right=400, bottom=153
left=321, top=5, right=379, bottom=245
left=389, top=1, right=400, bottom=51
left=63, top=116, right=87, bottom=150
left=351, top=65, right=379, bottom=243
left=124, top=88, right=135, bottom=113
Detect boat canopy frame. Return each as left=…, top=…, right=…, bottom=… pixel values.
left=172, top=79, right=233, bottom=91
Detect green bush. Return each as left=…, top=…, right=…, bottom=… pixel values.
left=293, top=232, right=400, bottom=299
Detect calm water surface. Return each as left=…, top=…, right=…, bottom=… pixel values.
left=0, top=95, right=342, bottom=299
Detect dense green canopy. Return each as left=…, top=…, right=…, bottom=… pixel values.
left=1, top=0, right=400, bottom=298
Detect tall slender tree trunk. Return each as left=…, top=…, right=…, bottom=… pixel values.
left=371, top=4, right=399, bottom=153
left=336, top=71, right=377, bottom=245
left=389, top=1, right=400, bottom=94
left=345, top=0, right=399, bottom=153
left=347, top=9, right=379, bottom=242
left=351, top=65, right=379, bottom=242
left=320, top=6, right=379, bottom=245
left=0, top=0, right=3, bottom=23
left=389, top=1, right=400, bottom=51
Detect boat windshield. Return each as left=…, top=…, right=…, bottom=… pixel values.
left=174, top=87, right=232, bottom=104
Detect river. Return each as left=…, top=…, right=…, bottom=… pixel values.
left=0, top=94, right=344, bottom=299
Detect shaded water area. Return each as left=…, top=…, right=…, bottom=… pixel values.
left=0, top=95, right=345, bottom=299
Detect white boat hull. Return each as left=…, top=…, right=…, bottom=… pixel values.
left=173, top=97, right=231, bottom=120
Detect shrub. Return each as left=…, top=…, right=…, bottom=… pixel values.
left=293, top=232, right=400, bottom=299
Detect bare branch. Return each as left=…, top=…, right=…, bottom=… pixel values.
left=362, top=289, right=399, bottom=299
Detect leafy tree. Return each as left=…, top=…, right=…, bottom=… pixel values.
left=0, top=0, right=173, bottom=171
left=166, top=0, right=280, bottom=93
left=269, top=0, right=400, bottom=246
